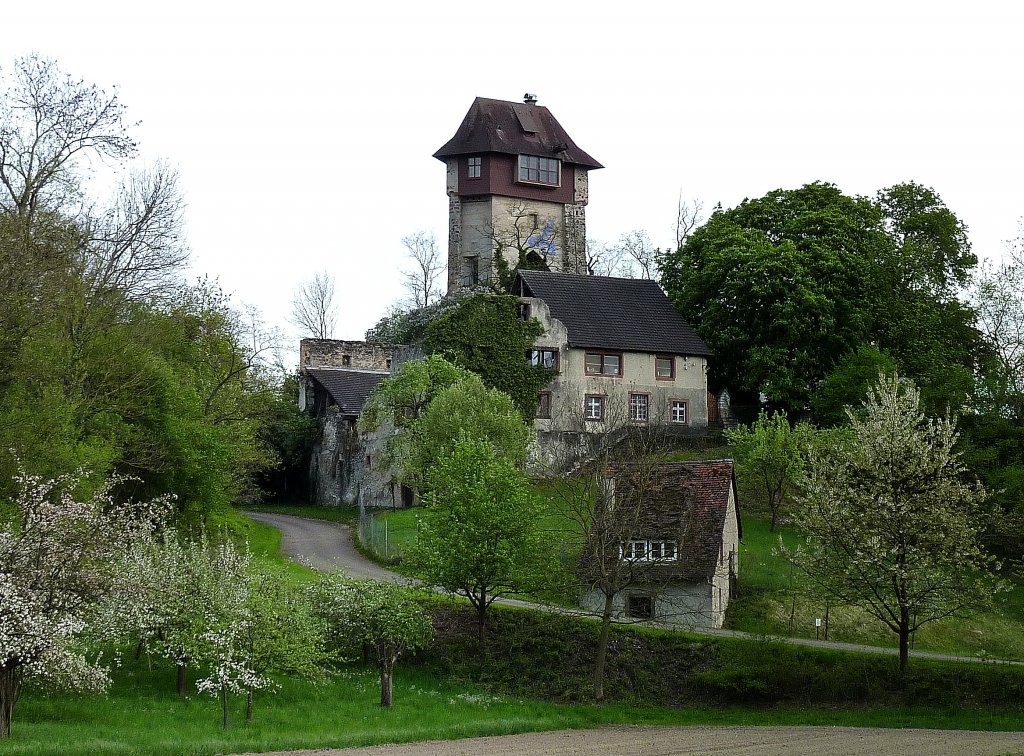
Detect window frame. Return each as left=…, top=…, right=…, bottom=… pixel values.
left=536, top=391, right=552, bottom=419
left=584, top=351, right=624, bottom=377
left=517, top=154, right=561, bottom=186
left=628, top=392, right=650, bottom=423
left=655, top=354, right=675, bottom=381
left=584, top=394, right=606, bottom=422
left=516, top=301, right=531, bottom=321
left=621, top=539, right=679, bottom=562
left=467, top=156, right=482, bottom=179
left=670, top=399, right=689, bottom=425
left=527, top=347, right=559, bottom=371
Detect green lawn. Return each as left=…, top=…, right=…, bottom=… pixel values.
left=8, top=628, right=1024, bottom=755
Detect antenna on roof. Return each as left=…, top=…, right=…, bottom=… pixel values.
left=523, top=93, right=538, bottom=105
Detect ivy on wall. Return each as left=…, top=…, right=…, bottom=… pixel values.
left=422, top=292, right=555, bottom=420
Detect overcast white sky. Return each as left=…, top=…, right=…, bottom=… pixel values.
left=8, top=2, right=1024, bottom=357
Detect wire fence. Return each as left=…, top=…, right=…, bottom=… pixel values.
left=358, top=509, right=405, bottom=562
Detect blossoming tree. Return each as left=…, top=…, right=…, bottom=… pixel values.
left=0, top=470, right=169, bottom=738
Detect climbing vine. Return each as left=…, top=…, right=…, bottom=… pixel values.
left=423, top=292, right=555, bottom=419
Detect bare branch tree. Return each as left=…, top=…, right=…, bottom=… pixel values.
left=613, top=230, right=658, bottom=280
left=291, top=271, right=337, bottom=339
left=586, top=237, right=635, bottom=278
left=541, top=393, right=682, bottom=701
left=0, top=54, right=137, bottom=222
left=78, top=163, right=189, bottom=303
left=400, top=231, right=444, bottom=308
left=674, top=194, right=704, bottom=250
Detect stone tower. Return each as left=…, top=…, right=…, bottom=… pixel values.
left=433, top=95, right=603, bottom=293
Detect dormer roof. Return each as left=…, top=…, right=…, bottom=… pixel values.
left=433, top=97, right=603, bottom=169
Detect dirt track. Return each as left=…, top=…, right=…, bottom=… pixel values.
left=247, top=725, right=1024, bottom=755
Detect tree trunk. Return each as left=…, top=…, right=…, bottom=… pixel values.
left=221, top=686, right=229, bottom=729
left=379, top=659, right=394, bottom=708
left=898, top=609, right=911, bottom=673
left=176, top=662, right=186, bottom=695
left=476, top=590, right=488, bottom=642
left=0, top=664, right=21, bottom=739
left=593, top=593, right=615, bottom=703
left=246, top=689, right=253, bottom=722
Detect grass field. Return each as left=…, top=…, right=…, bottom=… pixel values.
left=727, top=514, right=1024, bottom=660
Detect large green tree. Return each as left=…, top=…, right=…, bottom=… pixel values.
left=660, top=181, right=983, bottom=415
left=406, top=436, right=546, bottom=639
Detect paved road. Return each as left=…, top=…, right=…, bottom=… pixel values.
left=246, top=725, right=1024, bottom=755
left=246, top=510, right=1020, bottom=666
left=246, top=511, right=404, bottom=581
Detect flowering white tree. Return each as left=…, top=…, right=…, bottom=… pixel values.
left=783, top=374, right=1007, bottom=671
left=196, top=567, right=327, bottom=727
left=106, top=533, right=251, bottom=695
left=0, top=469, right=169, bottom=738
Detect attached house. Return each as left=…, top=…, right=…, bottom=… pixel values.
left=579, top=460, right=741, bottom=628
left=511, top=270, right=715, bottom=457
left=298, top=339, right=418, bottom=509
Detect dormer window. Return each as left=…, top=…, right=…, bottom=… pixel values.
left=518, top=155, right=559, bottom=186
left=467, top=156, right=482, bottom=179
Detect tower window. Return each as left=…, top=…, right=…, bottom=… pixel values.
left=467, top=156, right=482, bottom=179
left=466, top=256, right=480, bottom=285
left=518, top=155, right=560, bottom=186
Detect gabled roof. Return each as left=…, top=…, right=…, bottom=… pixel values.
left=607, top=460, right=741, bottom=583
left=305, top=368, right=388, bottom=417
left=433, top=97, right=603, bottom=169
left=514, top=270, right=712, bottom=357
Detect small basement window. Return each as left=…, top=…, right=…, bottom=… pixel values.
left=626, top=594, right=654, bottom=620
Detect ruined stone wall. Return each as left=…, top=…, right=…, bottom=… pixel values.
left=300, top=339, right=394, bottom=371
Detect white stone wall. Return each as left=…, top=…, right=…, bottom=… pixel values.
left=526, top=296, right=710, bottom=435
left=710, top=485, right=740, bottom=622
left=580, top=583, right=717, bottom=628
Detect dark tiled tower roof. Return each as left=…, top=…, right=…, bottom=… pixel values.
left=514, top=270, right=712, bottom=356
left=434, top=97, right=603, bottom=169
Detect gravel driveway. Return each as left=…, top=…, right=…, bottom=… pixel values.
left=245, top=725, right=1024, bottom=755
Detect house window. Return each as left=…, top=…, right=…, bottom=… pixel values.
left=671, top=400, right=688, bottom=424
left=466, top=256, right=479, bottom=285
left=626, top=594, right=654, bottom=620
left=528, top=348, right=559, bottom=370
left=342, top=355, right=351, bottom=367
left=585, top=352, right=622, bottom=377
left=536, top=391, right=552, bottom=419
left=518, top=155, right=560, bottom=186
left=649, top=541, right=677, bottom=560
left=467, top=156, right=482, bottom=178
left=655, top=355, right=675, bottom=380
left=629, top=393, right=649, bottom=422
left=516, top=302, right=531, bottom=321
left=622, top=539, right=678, bottom=561
left=584, top=394, right=605, bottom=421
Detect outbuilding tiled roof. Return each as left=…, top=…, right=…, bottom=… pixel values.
left=515, top=270, right=712, bottom=357
left=605, top=460, right=740, bottom=583
left=305, top=368, right=388, bottom=417
left=433, top=97, right=603, bottom=169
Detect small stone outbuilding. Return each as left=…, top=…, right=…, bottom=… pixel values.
left=579, top=460, right=741, bottom=628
